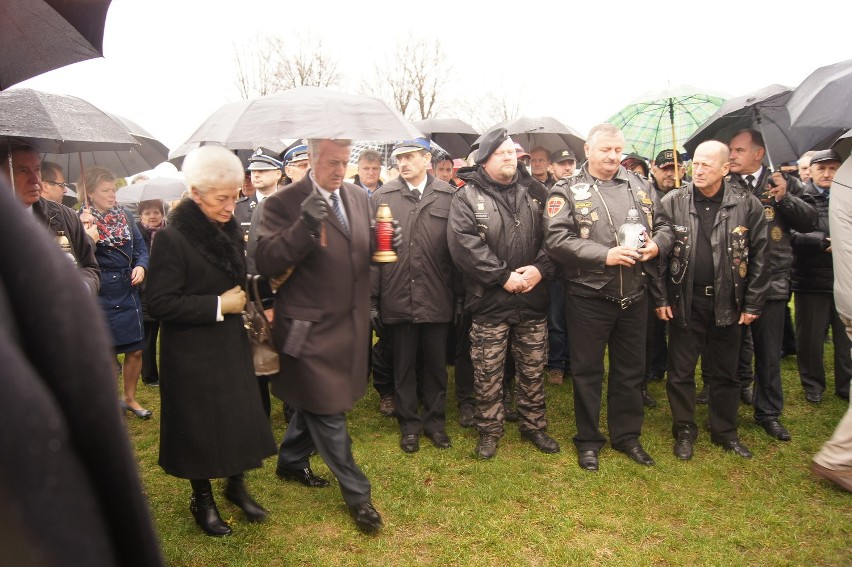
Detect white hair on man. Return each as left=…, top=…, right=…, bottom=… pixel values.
left=182, top=145, right=244, bottom=193
left=307, top=138, right=352, bottom=159
left=587, top=123, right=625, bottom=148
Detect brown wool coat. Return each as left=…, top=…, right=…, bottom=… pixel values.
left=256, top=176, right=372, bottom=415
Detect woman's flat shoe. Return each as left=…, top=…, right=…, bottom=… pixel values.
left=121, top=400, right=152, bottom=420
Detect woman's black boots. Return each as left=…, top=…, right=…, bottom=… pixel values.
left=224, top=472, right=268, bottom=522
left=189, top=479, right=232, bottom=536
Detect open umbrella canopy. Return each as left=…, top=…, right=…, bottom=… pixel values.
left=478, top=116, right=586, bottom=163
left=832, top=130, right=852, bottom=161
left=607, top=85, right=727, bottom=159
left=116, top=177, right=186, bottom=205
left=0, top=0, right=112, bottom=90
left=788, top=59, right=852, bottom=129
left=412, top=118, right=478, bottom=159
left=170, top=87, right=422, bottom=163
left=43, top=112, right=169, bottom=179
left=0, top=88, right=137, bottom=153
left=685, top=84, right=843, bottom=168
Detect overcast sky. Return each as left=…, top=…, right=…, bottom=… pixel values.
left=17, top=0, right=852, bottom=155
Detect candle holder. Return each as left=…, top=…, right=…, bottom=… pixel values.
left=372, top=203, right=398, bottom=263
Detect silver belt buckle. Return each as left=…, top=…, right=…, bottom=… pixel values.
left=703, top=286, right=713, bottom=296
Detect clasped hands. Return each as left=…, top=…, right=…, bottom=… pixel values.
left=502, top=265, right=542, bottom=294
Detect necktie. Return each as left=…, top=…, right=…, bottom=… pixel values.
left=330, top=192, right=349, bottom=237
left=745, top=174, right=755, bottom=188
left=411, top=188, right=421, bottom=201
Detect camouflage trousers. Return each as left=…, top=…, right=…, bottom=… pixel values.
left=470, top=318, right=548, bottom=437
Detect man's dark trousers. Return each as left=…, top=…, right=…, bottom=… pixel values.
left=390, top=322, right=449, bottom=435
left=667, top=294, right=742, bottom=443
left=565, top=292, right=647, bottom=452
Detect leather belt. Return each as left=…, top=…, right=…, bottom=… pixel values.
left=694, top=285, right=714, bottom=296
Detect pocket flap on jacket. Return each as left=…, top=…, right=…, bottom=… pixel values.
left=281, top=305, right=323, bottom=322
left=429, top=208, right=449, bottom=219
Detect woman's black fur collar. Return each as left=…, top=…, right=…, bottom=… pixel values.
left=168, top=199, right=246, bottom=282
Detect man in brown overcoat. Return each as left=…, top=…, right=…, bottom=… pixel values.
left=255, top=138, right=382, bottom=533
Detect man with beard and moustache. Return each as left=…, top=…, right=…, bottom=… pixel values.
left=235, top=148, right=283, bottom=241
left=791, top=149, right=851, bottom=403
left=545, top=123, right=671, bottom=471
left=727, top=129, right=816, bottom=442
left=448, top=128, right=559, bottom=460
left=642, top=149, right=685, bottom=407
left=371, top=138, right=458, bottom=453
left=530, top=146, right=556, bottom=188
left=655, top=140, right=768, bottom=460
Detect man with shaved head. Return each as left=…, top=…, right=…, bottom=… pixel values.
left=654, top=140, right=769, bottom=460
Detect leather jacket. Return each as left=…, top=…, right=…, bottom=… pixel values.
left=544, top=164, right=672, bottom=305
left=654, top=180, right=770, bottom=328
left=729, top=169, right=816, bottom=299
left=448, top=165, right=554, bottom=324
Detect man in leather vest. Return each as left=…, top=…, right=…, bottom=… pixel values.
left=545, top=123, right=672, bottom=472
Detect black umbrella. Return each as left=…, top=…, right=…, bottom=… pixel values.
left=478, top=116, right=586, bottom=163
left=832, top=130, right=852, bottom=161
left=412, top=118, right=478, bottom=159
left=788, top=59, right=852, bottom=129
left=43, top=112, right=169, bottom=179
left=0, top=0, right=113, bottom=90
left=685, top=84, right=844, bottom=168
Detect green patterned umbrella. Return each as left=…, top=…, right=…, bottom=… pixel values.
left=606, top=85, right=727, bottom=166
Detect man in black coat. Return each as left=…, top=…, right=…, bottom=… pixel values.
left=1, top=144, right=99, bottom=294
left=728, top=129, right=817, bottom=441
left=449, top=128, right=559, bottom=460
left=791, top=149, right=851, bottom=403
left=371, top=138, right=458, bottom=453
left=0, top=179, right=163, bottom=566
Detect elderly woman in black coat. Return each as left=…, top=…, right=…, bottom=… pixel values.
left=145, top=146, right=276, bottom=537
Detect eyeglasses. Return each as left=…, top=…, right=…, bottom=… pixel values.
left=42, top=180, right=72, bottom=191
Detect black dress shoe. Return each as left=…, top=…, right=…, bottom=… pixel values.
left=400, top=434, right=420, bottom=453
left=275, top=466, right=330, bottom=487
left=740, top=386, right=753, bottom=406
left=578, top=450, right=599, bottom=471
left=521, top=430, right=560, bottom=454
left=475, top=434, right=499, bottom=459
left=641, top=386, right=657, bottom=408
left=696, top=385, right=709, bottom=404
left=715, top=439, right=753, bottom=459
left=759, top=418, right=791, bottom=441
left=674, top=432, right=694, bottom=461
left=618, top=444, right=655, bottom=466
left=425, top=431, right=451, bottom=449
left=348, top=501, right=383, bottom=533
left=805, top=392, right=823, bottom=404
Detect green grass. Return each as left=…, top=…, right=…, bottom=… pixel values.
left=123, top=348, right=852, bottom=566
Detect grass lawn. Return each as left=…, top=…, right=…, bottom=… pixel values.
left=124, top=348, right=851, bottom=566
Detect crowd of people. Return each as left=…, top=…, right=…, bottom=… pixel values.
left=3, top=118, right=851, bottom=543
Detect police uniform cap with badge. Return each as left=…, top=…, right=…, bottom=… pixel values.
left=247, top=147, right=284, bottom=173
left=281, top=143, right=309, bottom=183
left=236, top=147, right=283, bottom=239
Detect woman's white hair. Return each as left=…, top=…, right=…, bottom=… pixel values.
left=182, top=146, right=244, bottom=193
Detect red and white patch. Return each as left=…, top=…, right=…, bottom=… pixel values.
left=547, top=196, right=566, bottom=218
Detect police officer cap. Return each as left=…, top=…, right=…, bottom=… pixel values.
left=475, top=128, right=510, bottom=164
left=809, top=148, right=842, bottom=165
left=391, top=137, right=431, bottom=158
left=551, top=149, right=576, bottom=163
left=281, top=144, right=308, bottom=166
left=247, top=147, right=283, bottom=171
left=654, top=149, right=684, bottom=167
